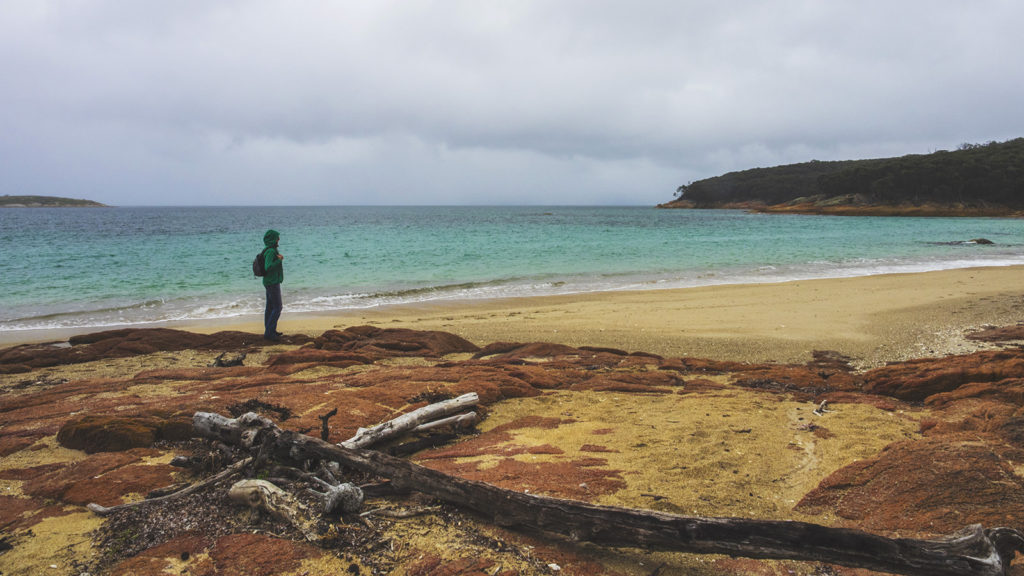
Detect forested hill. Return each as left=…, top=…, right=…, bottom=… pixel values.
left=0, top=195, right=107, bottom=207
left=660, top=138, right=1024, bottom=216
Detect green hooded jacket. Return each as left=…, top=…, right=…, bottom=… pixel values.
left=262, top=229, right=283, bottom=287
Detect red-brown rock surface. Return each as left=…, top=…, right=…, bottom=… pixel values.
left=0, top=328, right=313, bottom=372
left=3, top=326, right=1024, bottom=575
left=57, top=414, right=193, bottom=453
left=797, top=436, right=1024, bottom=534
left=861, top=349, right=1024, bottom=402
left=966, top=323, right=1024, bottom=343
left=310, top=325, right=481, bottom=357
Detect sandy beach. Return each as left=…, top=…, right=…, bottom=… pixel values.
left=6, top=266, right=1024, bottom=367
left=6, top=266, right=1024, bottom=575
left=214, top=265, right=1024, bottom=367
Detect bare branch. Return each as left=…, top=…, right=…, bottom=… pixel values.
left=340, top=392, right=479, bottom=449
left=412, top=411, right=478, bottom=433
left=87, top=457, right=251, bottom=516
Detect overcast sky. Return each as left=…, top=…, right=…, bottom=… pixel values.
left=2, top=1, right=1023, bottom=206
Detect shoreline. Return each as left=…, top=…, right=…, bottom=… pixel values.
left=5, top=266, right=1024, bottom=366
left=658, top=200, right=1024, bottom=217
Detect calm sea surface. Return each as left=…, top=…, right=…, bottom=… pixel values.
left=4, top=206, right=1024, bottom=331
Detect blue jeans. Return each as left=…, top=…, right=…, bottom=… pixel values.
left=264, top=283, right=282, bottom=337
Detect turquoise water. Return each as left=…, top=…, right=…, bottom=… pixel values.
left=4, top=206, right=1024, bottom=331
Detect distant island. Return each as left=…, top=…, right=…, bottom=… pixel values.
left=659, top=138, right=1024, bottom=216
left=0, top=195, right=108, bottom=208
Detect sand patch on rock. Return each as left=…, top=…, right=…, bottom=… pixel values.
left=422, top=389, right=922, bottom=522
left=0, top=511, right=102, bottom=576
left=0, top=435, right=86, bottom=471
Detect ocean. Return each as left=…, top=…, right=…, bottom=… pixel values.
left=4, top=206, right=1024, bottom=332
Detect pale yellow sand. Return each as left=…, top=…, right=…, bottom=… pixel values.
left=6, top=266, right=1024, bottom=366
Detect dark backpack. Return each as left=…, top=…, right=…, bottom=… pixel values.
left=252, top=248, right=269, bottom=277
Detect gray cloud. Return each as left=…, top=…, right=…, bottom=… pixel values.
left=2, top=1, right=1022, bottom=205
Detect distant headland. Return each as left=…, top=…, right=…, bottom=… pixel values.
left=659, top=138, right=1024, bottom=216
left=0, top=195, right=108, bottom=208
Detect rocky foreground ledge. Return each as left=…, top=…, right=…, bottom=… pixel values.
left=2, top=325, right=1024, bottom=575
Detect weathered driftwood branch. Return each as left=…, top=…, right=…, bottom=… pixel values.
left=87, top=457, right=252, bottom=516
left=229, top=478, right=299, bottom=522
left=412, top=411, right=478, bottom=433
left=194, top=411, right=1023, bottom=576
left=228, top=478, right=318, bottom=541
left=194, top=411, right=275, bottom=449
left=308, top=466, right=364, bottom=514
left=340, top=392, right=479, bottom=449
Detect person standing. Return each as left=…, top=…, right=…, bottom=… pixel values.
left=262, top=229, right=284, bottom=340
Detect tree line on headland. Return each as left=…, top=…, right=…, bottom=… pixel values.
left=660, top=138, right=1024, bottom=216
left=0, top=195, right=107, bottom=207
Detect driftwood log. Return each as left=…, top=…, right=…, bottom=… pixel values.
left=340, top=392, right=479, bottom=449
left=194, top=411, right=1024, bottom=576
left=86, top=396, right=475, bottom=520
left=412, top=411, right=478, bottom=433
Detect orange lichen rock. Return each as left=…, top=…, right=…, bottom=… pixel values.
left=57, top=414, right=192, bottom=453
left=310, top=325, right=480, bottom=358
left=797, top=436, right=1024, bottom=534
left=861, top=349, right=1024, bottom=401
left=0, top=328, right=312, bottom=369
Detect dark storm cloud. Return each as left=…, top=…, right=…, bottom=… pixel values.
left=2, top=1, right=1023, bottom=205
